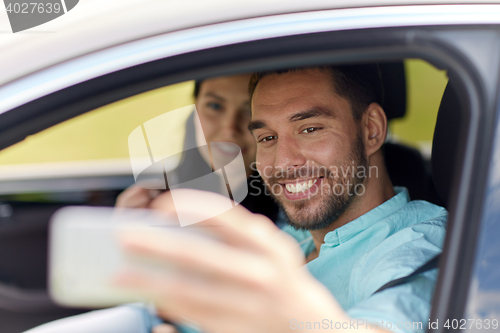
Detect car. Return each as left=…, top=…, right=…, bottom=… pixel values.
left=1, top=1, right=500, bottom=332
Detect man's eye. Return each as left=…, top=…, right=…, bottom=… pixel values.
left=302, top=127, right=319, bottom=133
left=207, top=102, right=223, bottom=111
left=259, top=135, right=277, bottom=142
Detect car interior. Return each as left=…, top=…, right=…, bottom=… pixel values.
left=0, top=52, right=469, bottom=332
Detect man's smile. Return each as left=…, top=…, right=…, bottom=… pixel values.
left=279, top=177, right=324, bottom=200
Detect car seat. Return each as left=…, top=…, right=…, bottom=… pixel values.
left=379, top=62, right=443, bottom=205
left=431, top=81, right=466, bottom=207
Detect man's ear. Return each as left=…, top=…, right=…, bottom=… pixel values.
left=362, top=102, right=388, bottom=158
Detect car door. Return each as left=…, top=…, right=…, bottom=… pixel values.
left=1, top=4, right=500, bottom=333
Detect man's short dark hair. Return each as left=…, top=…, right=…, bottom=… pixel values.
left=248, top=64, right=384, bottom=121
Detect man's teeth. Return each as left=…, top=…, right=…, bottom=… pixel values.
left=285, top=179, right=318, bottom=193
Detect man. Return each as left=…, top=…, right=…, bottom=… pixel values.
left=118, top=65, right=447, bottom=333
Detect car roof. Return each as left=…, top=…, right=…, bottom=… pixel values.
left=1, top=0, right=500, bottom=87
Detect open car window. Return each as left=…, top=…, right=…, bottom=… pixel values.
left=0, top=57, right=450, bottom=327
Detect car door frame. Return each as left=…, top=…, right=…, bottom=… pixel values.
left=0, top=6, right=499, bottom=331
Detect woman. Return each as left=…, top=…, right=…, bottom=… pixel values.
left=116, top=74, right=279, bottom=221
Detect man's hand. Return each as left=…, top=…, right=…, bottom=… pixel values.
left=115, top=189, right=389, bottom=333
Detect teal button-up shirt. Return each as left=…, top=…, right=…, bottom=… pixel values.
left=282, top=187, right=447, bottom=333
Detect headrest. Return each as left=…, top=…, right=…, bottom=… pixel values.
left=431, top=82, right=466, bottom=206
left=379, top=62, right=407, bottom=120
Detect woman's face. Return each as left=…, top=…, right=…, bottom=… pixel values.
left=195, top=74, right=256, bottom=177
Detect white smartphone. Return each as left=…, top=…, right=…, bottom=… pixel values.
left=48, top=206, right=204, bottom=308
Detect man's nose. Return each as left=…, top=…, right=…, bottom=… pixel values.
left=274, top=134, right=307, bottom=172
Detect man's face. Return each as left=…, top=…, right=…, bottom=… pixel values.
left=250, top=69, right=368, bottom=230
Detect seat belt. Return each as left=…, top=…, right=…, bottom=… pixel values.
left=374, top=254, right=441, bottom=294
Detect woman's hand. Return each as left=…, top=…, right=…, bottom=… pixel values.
left=115, top=184, right=162, bottom=208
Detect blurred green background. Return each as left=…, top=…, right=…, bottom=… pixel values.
left=0, top=59, right=448, bottom=167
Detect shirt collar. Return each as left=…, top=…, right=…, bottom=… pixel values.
left=323, top=187, right=410, bottom=247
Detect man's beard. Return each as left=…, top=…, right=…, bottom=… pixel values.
left=264, top=132, right=368, bottom=231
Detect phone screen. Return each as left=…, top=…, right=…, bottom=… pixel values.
left=49, top=206, right=175, bottom=308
